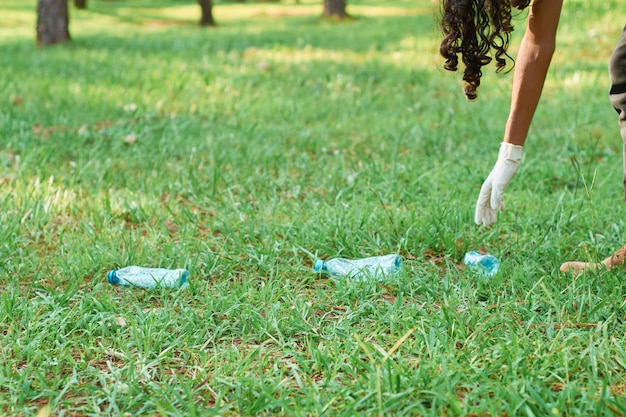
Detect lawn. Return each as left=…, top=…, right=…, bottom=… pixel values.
left=1, top=0, right=626, bottom=415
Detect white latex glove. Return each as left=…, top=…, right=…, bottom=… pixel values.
left=475, top=142, right=523, bottom=226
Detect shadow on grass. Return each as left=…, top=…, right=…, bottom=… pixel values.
left=1, top=0, right=439, bottom=52
left=0, top=7, right=442, bottom=99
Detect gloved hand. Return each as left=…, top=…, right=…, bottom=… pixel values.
left=475, top=142, right=523, bottom=226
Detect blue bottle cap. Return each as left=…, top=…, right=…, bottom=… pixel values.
left=107, top=270, right=120, bottom=284
left=314, top=260, right=327, bottom=272
left=180, top=269, right=190, bottom=285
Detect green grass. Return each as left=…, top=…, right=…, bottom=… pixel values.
left=1, top=0, right=626, bottom=415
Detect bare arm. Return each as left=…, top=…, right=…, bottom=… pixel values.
left=504, top=0, right=563, bottom=146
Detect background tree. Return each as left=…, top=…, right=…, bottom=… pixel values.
left=197, top=0, right=215, bottom=26
left=37, top=0, right=70, bottom=45
left=323, top=0, right=347, bottom=19
left=74, top=0, right=87, bottom=9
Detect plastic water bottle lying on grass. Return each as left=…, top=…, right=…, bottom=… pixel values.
left=314, top=254, right=402, bottom=281
left=107, top=266, right=189, bottom=288
left=463, top=251, right=500, bottom=278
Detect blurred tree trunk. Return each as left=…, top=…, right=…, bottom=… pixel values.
left=74, top=0, right=87, bottom=9
left=37, top=0, right=70, bottom=45
left=197, top=0, right=215, bottom=27
left=323, top=0, right=347, bottom=19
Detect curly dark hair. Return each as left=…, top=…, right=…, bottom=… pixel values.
left=440, top=0, right=532, bottom=100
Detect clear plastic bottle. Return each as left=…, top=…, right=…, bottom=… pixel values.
left=314, top=254, right=402, bottom=281
left=107, top=266, right=189, bottom=288
left=463, top=251, right=500, bottom=277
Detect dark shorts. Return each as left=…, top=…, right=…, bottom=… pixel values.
left=609, top=26, right=626, bottom=197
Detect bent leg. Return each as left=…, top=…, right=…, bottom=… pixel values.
left=560, top=28, right=626, bottom=275
left=609, top=26, right=626, bottom=197
left=560, top=244, right=626, bottom=273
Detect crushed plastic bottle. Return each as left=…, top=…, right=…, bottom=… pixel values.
left=314, top=254, right=402, bottom=281
left=463, top=251, right=500, bottom=278
left=107, top=266, right=189, bottom=288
